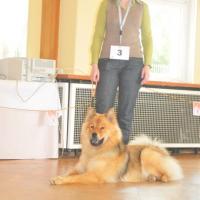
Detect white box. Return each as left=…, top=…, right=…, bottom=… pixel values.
left=0, top=108, right=58, bottom=159
left=0, top=80, right=61, bottom=159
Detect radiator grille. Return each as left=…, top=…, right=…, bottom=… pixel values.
left=58, top=86, right=63, bottom=144
left=57, top=83, right=68, bottom=148
left=73, top=88, right=92, bottom=144
left=69, top=84, right=200, bottom=148
left=132, top=92, right=200, bottom=143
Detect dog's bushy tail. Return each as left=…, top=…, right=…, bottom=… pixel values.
left=129, top=135, right=164, bottom=148
left=130, top=135, right=170, bottom=155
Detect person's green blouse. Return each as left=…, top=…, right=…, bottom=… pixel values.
left=91, top=0, right=153, bottom=66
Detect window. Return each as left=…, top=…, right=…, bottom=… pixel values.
left=146, top=0, right=197, bottom=82
left=0, top=0, right=29, bottom=58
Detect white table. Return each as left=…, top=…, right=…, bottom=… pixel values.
left=0, top=80, right=61, bottom=159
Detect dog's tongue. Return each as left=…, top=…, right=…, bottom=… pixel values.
left=90, top=138, right=104, bottom=147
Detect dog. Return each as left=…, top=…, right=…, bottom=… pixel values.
left=50, top=107, right=183, bottom=184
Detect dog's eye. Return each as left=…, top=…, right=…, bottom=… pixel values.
left=90, top=125, right=94, bottom=129
left=100, top=127, right=105, bottom=130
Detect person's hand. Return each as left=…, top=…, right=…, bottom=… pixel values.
left=141, top=65, right=150, bottom=85
left=90, top=64, right=100, bottom=83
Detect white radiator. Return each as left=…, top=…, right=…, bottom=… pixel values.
left=57, top=82, right=69, bottom=149
left=67, top=83, right=200, bottom=149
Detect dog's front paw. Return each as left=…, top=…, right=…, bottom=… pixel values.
left=50, top=176, right=65, bottom=185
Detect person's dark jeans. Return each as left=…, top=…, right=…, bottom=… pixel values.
left=96, top=57, right=143, bottom=144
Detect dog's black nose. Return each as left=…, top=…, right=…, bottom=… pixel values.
left=90, top=132, right=104, bottom=147
left=91, top=132, right=98, bottom=140
left=90, top=132, right=98, bottom=145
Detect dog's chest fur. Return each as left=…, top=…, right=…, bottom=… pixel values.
left=85, top=147, right=129, bottom=182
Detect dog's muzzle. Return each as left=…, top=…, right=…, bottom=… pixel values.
left=90, top=133, right=104, bottom=147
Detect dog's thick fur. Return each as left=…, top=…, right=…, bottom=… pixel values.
left=51, top=108, right=183, bottom=185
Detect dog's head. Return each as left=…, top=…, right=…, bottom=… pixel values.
left=81, top=107, right=122, bottom=148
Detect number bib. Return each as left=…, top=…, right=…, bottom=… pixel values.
left=110, top=45, right=130, bottom=60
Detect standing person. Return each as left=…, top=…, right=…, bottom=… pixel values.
left=90, top=0, right=153, bottom=144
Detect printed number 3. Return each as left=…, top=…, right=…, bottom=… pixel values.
left=117, top=50, right=122, bottom=56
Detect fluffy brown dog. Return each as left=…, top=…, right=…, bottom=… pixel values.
left=51, top=108, right=183, bottom=185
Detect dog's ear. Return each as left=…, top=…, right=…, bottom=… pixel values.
left=105, top=107, right=117, bottom=123
left=85, top=107, right=96, bottom=121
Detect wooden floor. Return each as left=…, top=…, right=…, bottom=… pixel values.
left=0, top=154, right=200, bottom=200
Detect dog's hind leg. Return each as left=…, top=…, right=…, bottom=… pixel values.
left=140, top=147, right=183, bottom=182
left=140, top=148, right=165, bottom=182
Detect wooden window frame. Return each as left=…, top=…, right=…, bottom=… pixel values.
left=40, top=0, right=60, bottom=61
